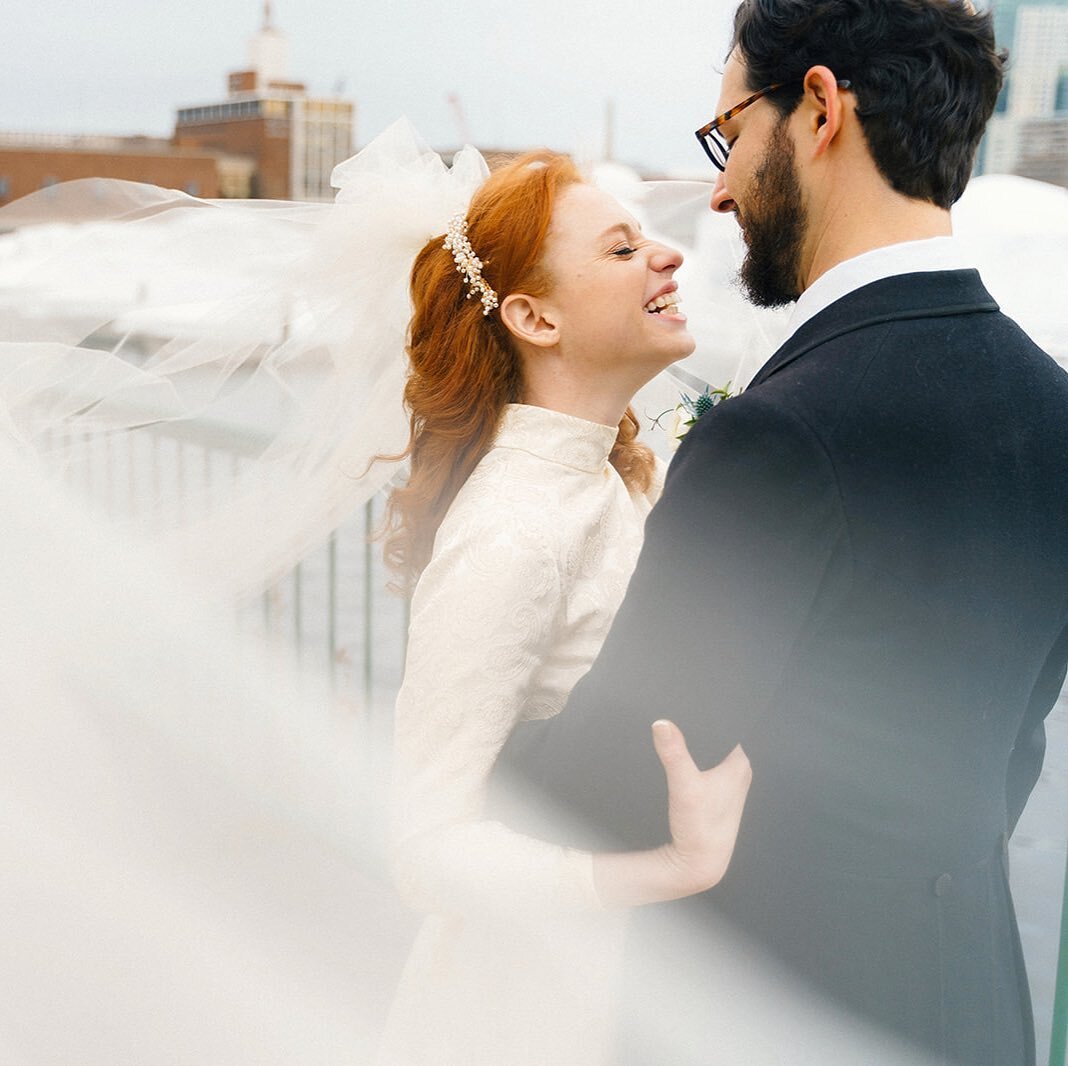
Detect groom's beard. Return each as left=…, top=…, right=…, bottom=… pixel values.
left=737, top=120, right=807, bottom=308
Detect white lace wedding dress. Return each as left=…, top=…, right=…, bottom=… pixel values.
left=378, top=403, right=663, bottom=1066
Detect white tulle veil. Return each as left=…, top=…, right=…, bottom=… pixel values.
left=0, top=118, right=803, bottom=603
left=0, top=120, right=493, bottom=600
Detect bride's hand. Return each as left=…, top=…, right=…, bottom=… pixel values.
left=652, top=720, right=752, bottom=895
left=589, top=722, right=751, bottom=907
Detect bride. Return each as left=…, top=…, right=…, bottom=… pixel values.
left=376, top=150, right=750, bottom=1065
left=0, top=123, right=749, bottom=1064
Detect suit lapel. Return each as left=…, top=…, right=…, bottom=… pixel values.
left=748, top=269, right=1000, bottom=389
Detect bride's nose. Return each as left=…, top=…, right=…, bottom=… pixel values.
left=650, top=242, right=684, bottom=272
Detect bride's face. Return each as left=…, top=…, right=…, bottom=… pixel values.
left=537, top=184, right=695, bottom=381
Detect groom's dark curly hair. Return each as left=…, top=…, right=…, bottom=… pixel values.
left=729, top=0, right=1005, bottom=208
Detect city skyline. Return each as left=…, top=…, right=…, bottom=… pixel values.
left=5, top=0, right=740, bottom=176
left=6, top=2, right=1064, bottom=183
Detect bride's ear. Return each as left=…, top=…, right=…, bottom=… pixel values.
left=499, top=293, right=559, bottom=349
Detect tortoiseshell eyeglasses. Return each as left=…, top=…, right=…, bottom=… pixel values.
left=695, top=79, right=852, bottom=172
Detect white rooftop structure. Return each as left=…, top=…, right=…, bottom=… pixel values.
left=248, top=1, right=290, bottom=89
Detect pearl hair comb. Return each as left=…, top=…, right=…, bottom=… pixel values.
left=443, top=213, right=499, bottom=316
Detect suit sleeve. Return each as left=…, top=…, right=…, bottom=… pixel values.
left=491, top=393, right=848, bottom=851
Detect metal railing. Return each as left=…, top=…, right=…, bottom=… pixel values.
left=254, top=496, right=409, bottom=709
left=50, top=411, right=409, bottom=714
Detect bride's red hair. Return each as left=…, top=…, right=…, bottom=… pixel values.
left=382, top=151, right=655, bottom=592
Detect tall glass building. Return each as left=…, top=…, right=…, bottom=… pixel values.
left=977, top=0, right=1068, bottom=186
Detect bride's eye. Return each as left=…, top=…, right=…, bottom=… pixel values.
left=611, top=246, right=637, bottom=258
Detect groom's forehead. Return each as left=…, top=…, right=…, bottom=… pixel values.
left=717, top=52, right=750, bottom=111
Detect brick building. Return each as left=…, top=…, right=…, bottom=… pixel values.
left=0, top=2, right=354, bottom=206
left=173, top=3, right=354, bottom=200
left=0, top=134, right=253, bottom=205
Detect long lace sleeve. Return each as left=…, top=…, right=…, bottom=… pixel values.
left=389, top=502, right=603, bottom=917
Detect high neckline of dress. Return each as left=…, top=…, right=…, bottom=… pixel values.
left=494, top=403, right=618, bottom=474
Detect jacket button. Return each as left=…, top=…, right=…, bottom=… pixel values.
left=933, top=873, right=952, bottom=897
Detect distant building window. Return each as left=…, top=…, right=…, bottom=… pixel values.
left=177, top=99, right=263, bottom=125
left=0, top=176, right=10, bottom=200
left=1057, top=74, right=1068, bottom=113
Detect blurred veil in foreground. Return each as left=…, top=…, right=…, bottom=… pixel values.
left=0, top=434, right=946, bottom=1065
left=0, top=433, right=400, bottom=1063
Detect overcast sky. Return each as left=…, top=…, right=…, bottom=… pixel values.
left=5, top=1, right=739, bottom=175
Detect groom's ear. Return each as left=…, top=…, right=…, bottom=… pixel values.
left=499, top=293, right=560, bottom=349
left=801, top=64, right=848, bottom=159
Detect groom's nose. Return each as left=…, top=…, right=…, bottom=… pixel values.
left=710, top=172, right=736, bottom=215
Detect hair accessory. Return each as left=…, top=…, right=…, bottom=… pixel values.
left=443, top=213, right=499, bottom=316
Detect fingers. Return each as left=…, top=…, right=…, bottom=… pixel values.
left=651, top=719, right=697, bottom=778
left=721, top=743, right=753, bottom=786
left=651, top=726, right=753, bottom=895
left=652, top=722, right=752, bottom=784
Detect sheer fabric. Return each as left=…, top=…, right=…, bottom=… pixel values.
left=0, top=120, right=489, bottom=600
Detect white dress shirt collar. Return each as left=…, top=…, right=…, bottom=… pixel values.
left=785, top=236, right=973, bottom=340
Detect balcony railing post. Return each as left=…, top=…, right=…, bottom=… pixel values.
left=363, top=498, right=375, bottom=708
left=327, top=533, right=338, bottom=689
left=292, top=560, right=303, bottom=657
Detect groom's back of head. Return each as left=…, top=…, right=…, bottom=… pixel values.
left=728, top=0, right=1005, bottom=208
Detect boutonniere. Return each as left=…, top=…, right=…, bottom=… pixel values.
left=657, top=383, right=734, bottom=451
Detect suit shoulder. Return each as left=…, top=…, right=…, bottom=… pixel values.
left=681, top=386, right=829, bottom=456
left=665, top=388, right=840, bottom=512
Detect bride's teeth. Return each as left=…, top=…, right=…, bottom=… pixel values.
left=644, top=293, right=681, bottom=313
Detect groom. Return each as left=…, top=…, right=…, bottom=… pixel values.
left=495, top=1, right=1068, bottom=1063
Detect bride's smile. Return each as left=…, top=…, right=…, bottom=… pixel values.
left=643, top=283, right=684, bottom=319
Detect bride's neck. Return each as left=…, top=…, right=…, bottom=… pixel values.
left=519, top=379, right=629, bottom=428
left=519, top=358, right=639, bottom=428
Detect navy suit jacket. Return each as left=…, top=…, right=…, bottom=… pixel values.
left=493, top=270, right=1068, bottom=1064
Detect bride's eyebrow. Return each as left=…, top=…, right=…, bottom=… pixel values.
left=598, top=222, right=642, bottom=243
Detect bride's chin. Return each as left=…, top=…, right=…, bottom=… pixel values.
left=653, top=342, right=696, bottom=372
left=669, top=328, right=696, bottom=356
left=648, top=313, right=693, bottom=353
